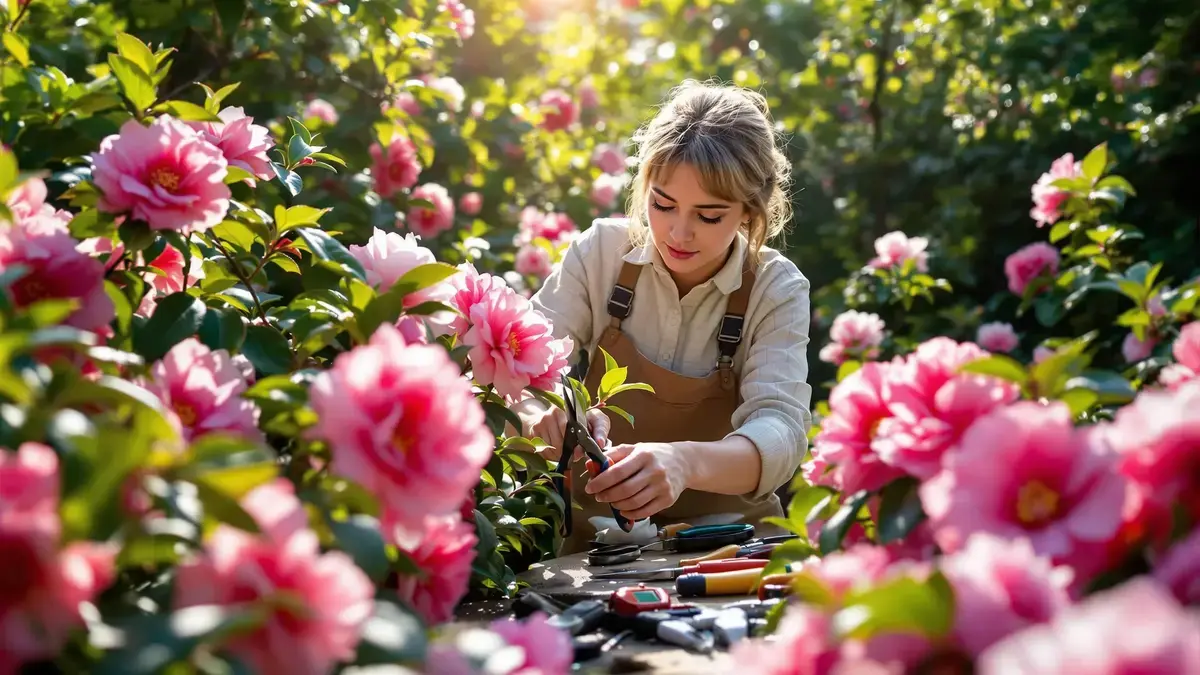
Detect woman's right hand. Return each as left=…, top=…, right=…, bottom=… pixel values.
left=523, top=405, right=611, bottom=463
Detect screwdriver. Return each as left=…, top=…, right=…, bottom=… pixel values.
left=590, top=557, right=769, bottom=581
left=675, top=563, right=801, bottom=597
left=680, top=535, right=799, bottom=564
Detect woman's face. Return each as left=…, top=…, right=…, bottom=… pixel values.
left=646, top=163, right=746, bottom=291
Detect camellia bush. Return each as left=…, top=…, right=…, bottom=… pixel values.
left=0, top=0, right=640, bottom=669
left=740, top=144, right=1200, bottom=671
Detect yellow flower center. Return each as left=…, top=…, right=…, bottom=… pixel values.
left=392, top=427, right=412, bottom=455
left=173, top=402, right=198, bottom=427
left=150, top=167, right=182, bottom=192
left=867, top=418, right=882, bottom=439
left=507, top=331, right=521, bottom=356
left=1016, top=480, right=1060, bottom=525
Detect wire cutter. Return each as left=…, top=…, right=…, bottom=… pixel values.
left=554, top=372, right=632, bottom=538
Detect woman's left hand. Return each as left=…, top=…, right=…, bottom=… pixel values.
left=583, top=442, right=689, bottom=521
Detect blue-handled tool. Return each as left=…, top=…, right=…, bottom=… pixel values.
left=557, top=372, right=633, bottom=534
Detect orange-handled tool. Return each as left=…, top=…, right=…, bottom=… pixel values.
left=659, top=523, right=693, bottom=538
left=757, top=572, right=806, bottom=600
left=591, top=557, right=768, bottom=581
left=675, top=563, right=800, bottom=597
left=680, top=544, right=740, bottom=565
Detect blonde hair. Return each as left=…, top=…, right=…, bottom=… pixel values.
left=625, top=79, right=793, bottom=265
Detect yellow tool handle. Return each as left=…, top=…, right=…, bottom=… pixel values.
left=676, top=563, right=801, bottom=597
left=680, top=544, right=740, bottom=565
left=658, top=523, right=692, bottom=538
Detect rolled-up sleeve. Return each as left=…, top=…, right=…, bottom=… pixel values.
left=729, top=277, right=814, bottom=498
left=529, top=229, right=597, bottom=367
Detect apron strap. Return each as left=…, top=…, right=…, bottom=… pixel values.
left=606, top=261, right=643, bottom=329
left=717, top=263, right=756, bottom=388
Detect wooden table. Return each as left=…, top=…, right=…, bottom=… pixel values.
left=512, top=528, right=787, bottom=674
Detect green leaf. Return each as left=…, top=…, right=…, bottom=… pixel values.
left=0, top=146, right=17, bottom=191
left=117, top=218, right=156, bottom=252
left=241, top=325, right=291, bottom=376
left=819, top=490, right=870, bottom=555
left=605, top=382, right=655, bottom=398
left=193, top=478, right=260, bottom=532
left=117, top=533, right=191, bottom=567
left=390, top=262, right=460, bottom=296
left=1059, top=387, right=1099, bottom=417
left=213, top=220, right=259, bottom=251
left=1081, top=143, right=1108, bottom=182
left=2, top=32, right=30, bottom=68
left=598, top=366, right=627, bottom=400
left=600, top=345, right=619, bottom=375
left=271, top=162, right=303, bottom=196
left=275, top=204, right=331, bottom=233
left=198, top=306, right=246, bottom=353
left=294, top=227, right=367, bottom=281
left=761, top=538, right=818, bottom=579
left=329, top=514, right=390, bottom=583
left=194, top=461, right=278, bottom=500
left=1049, top=220, right=1077, bottom=243
left=836, top=360, right=862, bottom=382
left=153, top=99, right=222, bottom=122
left=1063, top=370, right=1136, bottom=405
left=213, top=0, right=248, bottom=39
left=107, top=54, right=157, bottom=111
left=353, top=597, right=427, bottom=666
left=1096, top=175, right=1136, bottom=197
left=958, top=354, right=1028, bottom=388
left=94, top=605, right=264, bottom=675
left=132, top=292, right=207, bottom=362
left=115, top=32, right=158, bottom=75
left=605, top=404, right=634, bottom=428
left=833, top=571, right=956, bottom=641
left=875, top=477, right=925, bottom=544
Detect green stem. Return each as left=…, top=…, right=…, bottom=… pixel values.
left=206, top=232, right=268, bottom=323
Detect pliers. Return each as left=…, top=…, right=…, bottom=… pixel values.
left=554, top=372, right=633, bottom=537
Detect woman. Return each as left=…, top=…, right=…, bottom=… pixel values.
left=520, top=80, right=814, bottom=556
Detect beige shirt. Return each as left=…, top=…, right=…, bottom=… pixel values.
left=530, top=217, right=814, bottom=499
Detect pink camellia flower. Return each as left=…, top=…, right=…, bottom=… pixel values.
left=489, top=611, right=574, bottom=674
left=976, top=321, right=1018, bottom=353
left=1004, top=242, right=1060, bottom=296
left=349, top=228, right=457, bottom=337
left=803, top=542, right=897, bottom=600
left=873, top=337, right=1020, bottom=479
left=939, top=533, right=1073, bottom=656
left=1103, top=379, right=1200, bottom=519
left=590, top=173, right=623, bottom=208
left=140, top=338, right=263, bottom=443
left=1029, top=153, right=1083, bottom=228
left=1152, top=528, right=1200, bottom=605
left=514, top=242, right=554, bottom=279
left=90, top=115, right=231, bottom=233
left=592, top=143, right=627, bottom=175
left=187, top=107, right=275, bottom=186
left=817, top=342, right=847, bottom=366
left=528, top=332, right=573, bottom=392
left=976, top=577, right=1200, bottom=674
left=1032, top=345, right=1055, bottom=363
left=303, top=98, right=339, bottom=125
left=449, top=263, right=510, bottom=337
left=919, top=401, right=1127, bottom=574
left=0, top=223, right=115, bottom=336
left=578, top=78, right=600, bottom=109
left=868, top=231, right=929, bottom=273
left=6, top=177, right=71, bottom=235
left=538, top=89, right=578, bottom=132
left=820, top=310, right=886, bottom=365
left=424, top=75, right=466, bottom=112
left=1121, top=330, right=1156, bottom=363
left=390, top=516, right=477, bottom=625
left=439, top=0, right=475, bottom=40
left=173, top=479, right=374, bottom=675
left=135, top=243, right=207, bottom=317
left=459, top=191, right=483, bottom=216
left=0, top=443, right=115, bottom=674
left=463, top=285, right=573, bottom=401
left=407, top=183, right=455, bottom=240
left=383, top=91, right=421, bottom=117
left=515, top=208, right=577, bottom=248
left=370, top=135, right=422, bottom=199
left=308, top=323, right=493, bottom=548
left=803, top=361, right=906, bottom=493
left=729, top=602, right=933, bottom=675
left=1158, top=321, right=1200, bottom=390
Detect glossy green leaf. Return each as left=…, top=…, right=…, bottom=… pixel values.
left=819, top=490, right=869, bottom=555
left=241, top=325, right=292, bottom=375
left=132, top=292, right=207, bottom=362
left=329, top=514, right=391, bottom=583
left=294, top=227, right=367, bottom=281
left=107, top=54, right=157, bottom=110
left=833, top=571, right=956, bottom=641
left=875, top=477, right=925, bottom=544
left=958, top=354, right=1028, bottom=388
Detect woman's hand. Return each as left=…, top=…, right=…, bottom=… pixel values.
left=521, top=405, right=611, bottom=463
left=583, top=443, right=690, bottom=520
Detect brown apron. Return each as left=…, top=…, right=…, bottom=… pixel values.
left=558, top=258, right=786, bottom=556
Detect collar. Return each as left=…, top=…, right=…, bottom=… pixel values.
left=622, top=232, right=748, bottom=295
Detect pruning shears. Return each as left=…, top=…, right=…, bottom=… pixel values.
left=554, top=370, right=633, bottom=537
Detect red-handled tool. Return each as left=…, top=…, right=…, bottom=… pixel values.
left=590, top=557, right=769, bottom=581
